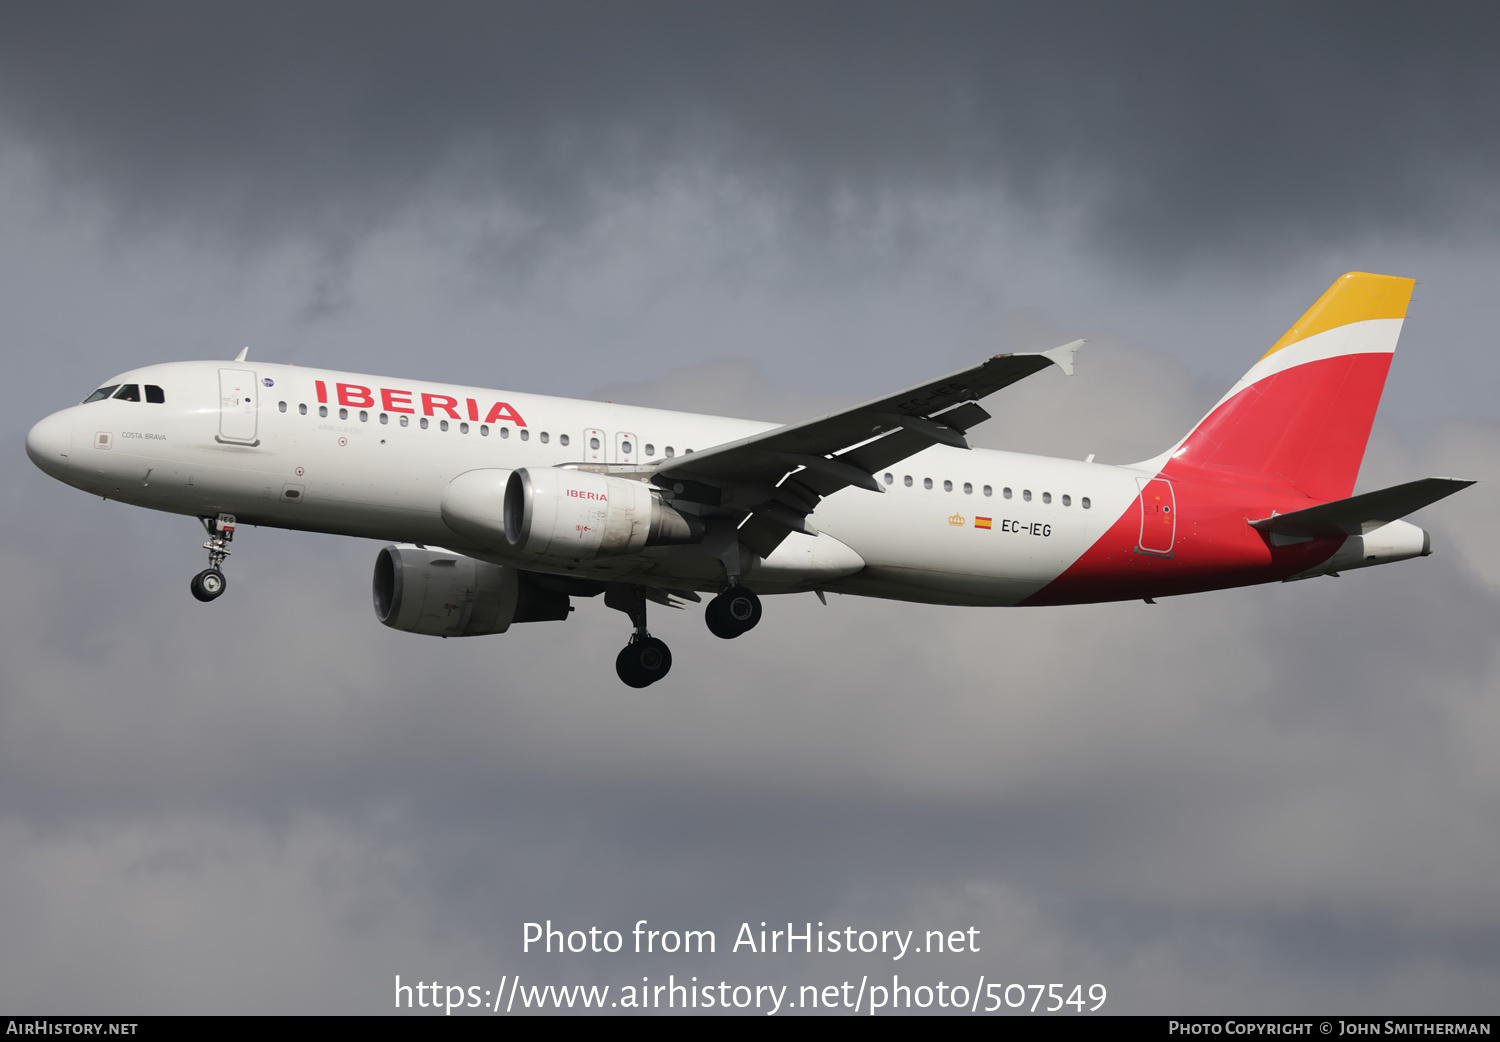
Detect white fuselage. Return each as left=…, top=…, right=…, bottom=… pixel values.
left=30, top=360, right=1143, bottom=606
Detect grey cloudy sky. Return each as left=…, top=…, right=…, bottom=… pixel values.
left=2, top=2, right=1498, bottom=1014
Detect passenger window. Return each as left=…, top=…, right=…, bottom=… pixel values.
left=299, top=403, right=307, bottom=415
left=685, top=448, right=693, bottom=454
left=622, top=441, right=632, bottom=454
left=1023, top=490, right=1032, bottom=501
left=923, top=478, right=933, bottom=490
left=983, top=485, right=993, bottom=497
left=400, top=415, right=409, bottom=427
left=339, top=408, right=348, bottom=420
left=1082, top=497, right=1091, bottom=509
left=83, top=385, right=120, bottom=403
left=319, top=406, right=328, bottom=418
left=1003, top=487, right=1012, bottom=499
left=540, top=432, right=549, bottom=444
left=559, top=434, right=569, bottom=446
left=520, top=429, right=529, bottom=441
left=590, top=437, right=600, bottom=450
left=278, top=401, right=287, bottom=413
left=1062, top=494, right=1071, bottom=506
left=440, top=420, right=449, bottom=432
left=963, top=482, right=972, bottom=494
left=904, top=475, right=913, bottom=487
left=480, top=425, right=489, bottom=436
left=113, top=384, right=141, bottom=402
left=500, top=427, right=510, bottom=439
left=884, top=473, right=894, bottom=485
left=1042, top=492, right=1051, bottom=504
left=380, top=413, right=389, bottom=425
left=644, top=444, right=655, bottom=456
left=665, top=446, right=674, bottom=457
left=460, top=422, right=469, bottom=433
left=420, top=417, right=429, bottom=429
left=359, top=410, right=369, bottom=422
left=145, top=385, right=165, bottom=403
left=943, top=480, right=953, bottom=492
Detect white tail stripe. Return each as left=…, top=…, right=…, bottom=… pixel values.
left=1226, top=317, right=1402, bottom=402
left=1134, top=317, right=1403, bottom=472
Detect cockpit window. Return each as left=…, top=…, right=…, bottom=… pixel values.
left=145, top=384, right=165, bottom=403
left=83, top=385, right=119, bottom=403
left=112, top=384, right=141, bottom=402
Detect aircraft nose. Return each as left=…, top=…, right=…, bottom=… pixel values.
left=26, top=410, right=73, bottom=478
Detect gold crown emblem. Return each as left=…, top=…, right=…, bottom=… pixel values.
left=948, top=513, right=966, bottom=526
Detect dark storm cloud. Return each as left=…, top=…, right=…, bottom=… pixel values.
left=3, top=2, right=1499, bottom=264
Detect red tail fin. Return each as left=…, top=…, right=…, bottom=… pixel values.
left=1161, top=272, right=1415, bottom=501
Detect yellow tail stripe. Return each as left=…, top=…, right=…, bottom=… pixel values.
left=1261, top=272, right=1416, bottom=360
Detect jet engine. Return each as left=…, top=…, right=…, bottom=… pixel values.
left=372, top=544, right=570, bottom=637
left=502, top=467, right=702, bottom=558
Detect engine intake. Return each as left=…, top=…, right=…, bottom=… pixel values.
left=372, top=545, right=570, bottom=637
left=503, top=467, right=702, bottom=558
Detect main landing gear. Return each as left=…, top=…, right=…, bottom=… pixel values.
left=704, top=585, right=762, bottom=639
left=190, top=513, right=236, bottom=603
left=699, top=523, right=763, bottom=640
left=606, top=584, right=673, bottom=688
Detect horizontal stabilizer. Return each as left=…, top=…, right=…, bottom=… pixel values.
left=1249, top=477, right=1475, bottom=538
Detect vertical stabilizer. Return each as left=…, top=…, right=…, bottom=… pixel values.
left=1158, top=272, right=1414, bottom=501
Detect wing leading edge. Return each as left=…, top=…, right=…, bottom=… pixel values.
left=646, top=340, right=1085, bottom=556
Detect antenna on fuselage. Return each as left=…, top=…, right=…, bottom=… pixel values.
left=234, top=346, right=249, bottom=362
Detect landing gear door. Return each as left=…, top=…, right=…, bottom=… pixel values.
left=217, top=369, right=259, bottom=445
left=583, top=429, right=605, bottom=463
left=615, top=431, right=638, bottom=465
left=1136, top=477, right=1175, bottom=556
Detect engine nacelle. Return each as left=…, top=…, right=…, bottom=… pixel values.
left=372, top=545, right=570, bottom=637
left=502, top=467, right=702, bottom=559
left=440, top=468, right=516, bottom=547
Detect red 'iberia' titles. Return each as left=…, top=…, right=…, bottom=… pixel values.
left=314, top=380, right=526, bottom=425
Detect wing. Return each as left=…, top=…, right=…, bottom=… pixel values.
left=647, top=340, right=1084, bottom=556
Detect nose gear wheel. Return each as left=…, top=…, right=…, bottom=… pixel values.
left=191, top=514, right=236, bottom=603
left=190, top=568, right=226, bottom=602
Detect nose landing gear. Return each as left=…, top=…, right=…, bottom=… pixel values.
left=705, top=585, right=761, bottom=639
left=190, top=568, right=227, bottom=602
left=606, top=583, right=673, bottom=687
left=190, top=513, right=236, bottom=603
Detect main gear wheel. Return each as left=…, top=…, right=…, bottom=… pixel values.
left=705, top=585, right=761, bottom=639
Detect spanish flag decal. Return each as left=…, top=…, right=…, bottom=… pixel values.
left=975, top=517, right=992, bottom=530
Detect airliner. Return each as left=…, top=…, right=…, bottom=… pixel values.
left=24, top=273, right=1472, bottom=686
